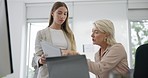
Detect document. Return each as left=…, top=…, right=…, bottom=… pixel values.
left=40, top=41, right=61, bottom=58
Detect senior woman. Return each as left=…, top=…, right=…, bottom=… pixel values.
left=87, top=19, right=129, bottom=78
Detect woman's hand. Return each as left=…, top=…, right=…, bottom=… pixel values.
left=39, top=54, right=46, bottom=64
left=61, top=50, right=79, bottom=56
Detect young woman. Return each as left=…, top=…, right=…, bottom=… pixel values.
left=32, top=1, right=77, bottom=78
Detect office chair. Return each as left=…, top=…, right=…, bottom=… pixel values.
left=133, top=43, right=148, bottom=78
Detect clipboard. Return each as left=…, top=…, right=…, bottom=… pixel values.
left=46, top=55, right=90, bottom=78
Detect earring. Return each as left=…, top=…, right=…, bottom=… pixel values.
left=104, top=37, right=107, bottom=42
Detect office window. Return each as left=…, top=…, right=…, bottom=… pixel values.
left=130, top=20, right=148, bottom=68
left=26, top=22, right=48, bottom=78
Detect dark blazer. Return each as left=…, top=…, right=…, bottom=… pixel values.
left=134, top=43, right=148, bottom=78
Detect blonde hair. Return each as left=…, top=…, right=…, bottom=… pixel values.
left=94, top=19, right=117, bottom=46
left=48, top=1, right=76, bottom=51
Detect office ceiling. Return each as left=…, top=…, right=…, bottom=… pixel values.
left=24, top=0, right=128, bottom=3
left=8, top=0, right=148, bottom=3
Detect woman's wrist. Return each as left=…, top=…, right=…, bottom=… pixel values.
left=38, top=60, right=43, bottom=67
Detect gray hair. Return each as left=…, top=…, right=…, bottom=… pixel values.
left=93, top=19, right=117, bottom=45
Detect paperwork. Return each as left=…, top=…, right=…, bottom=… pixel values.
left=40, top=41, right=61, bottom=58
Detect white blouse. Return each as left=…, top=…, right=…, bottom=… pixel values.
left=50, top=28, right=68, bottom=50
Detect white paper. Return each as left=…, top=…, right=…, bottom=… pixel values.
left=40, top=41, right=61, bottom=58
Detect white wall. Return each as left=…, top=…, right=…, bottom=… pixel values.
left=3, top=0, right=148, bottom=78
left=73, top=1, right=128, bottom=61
